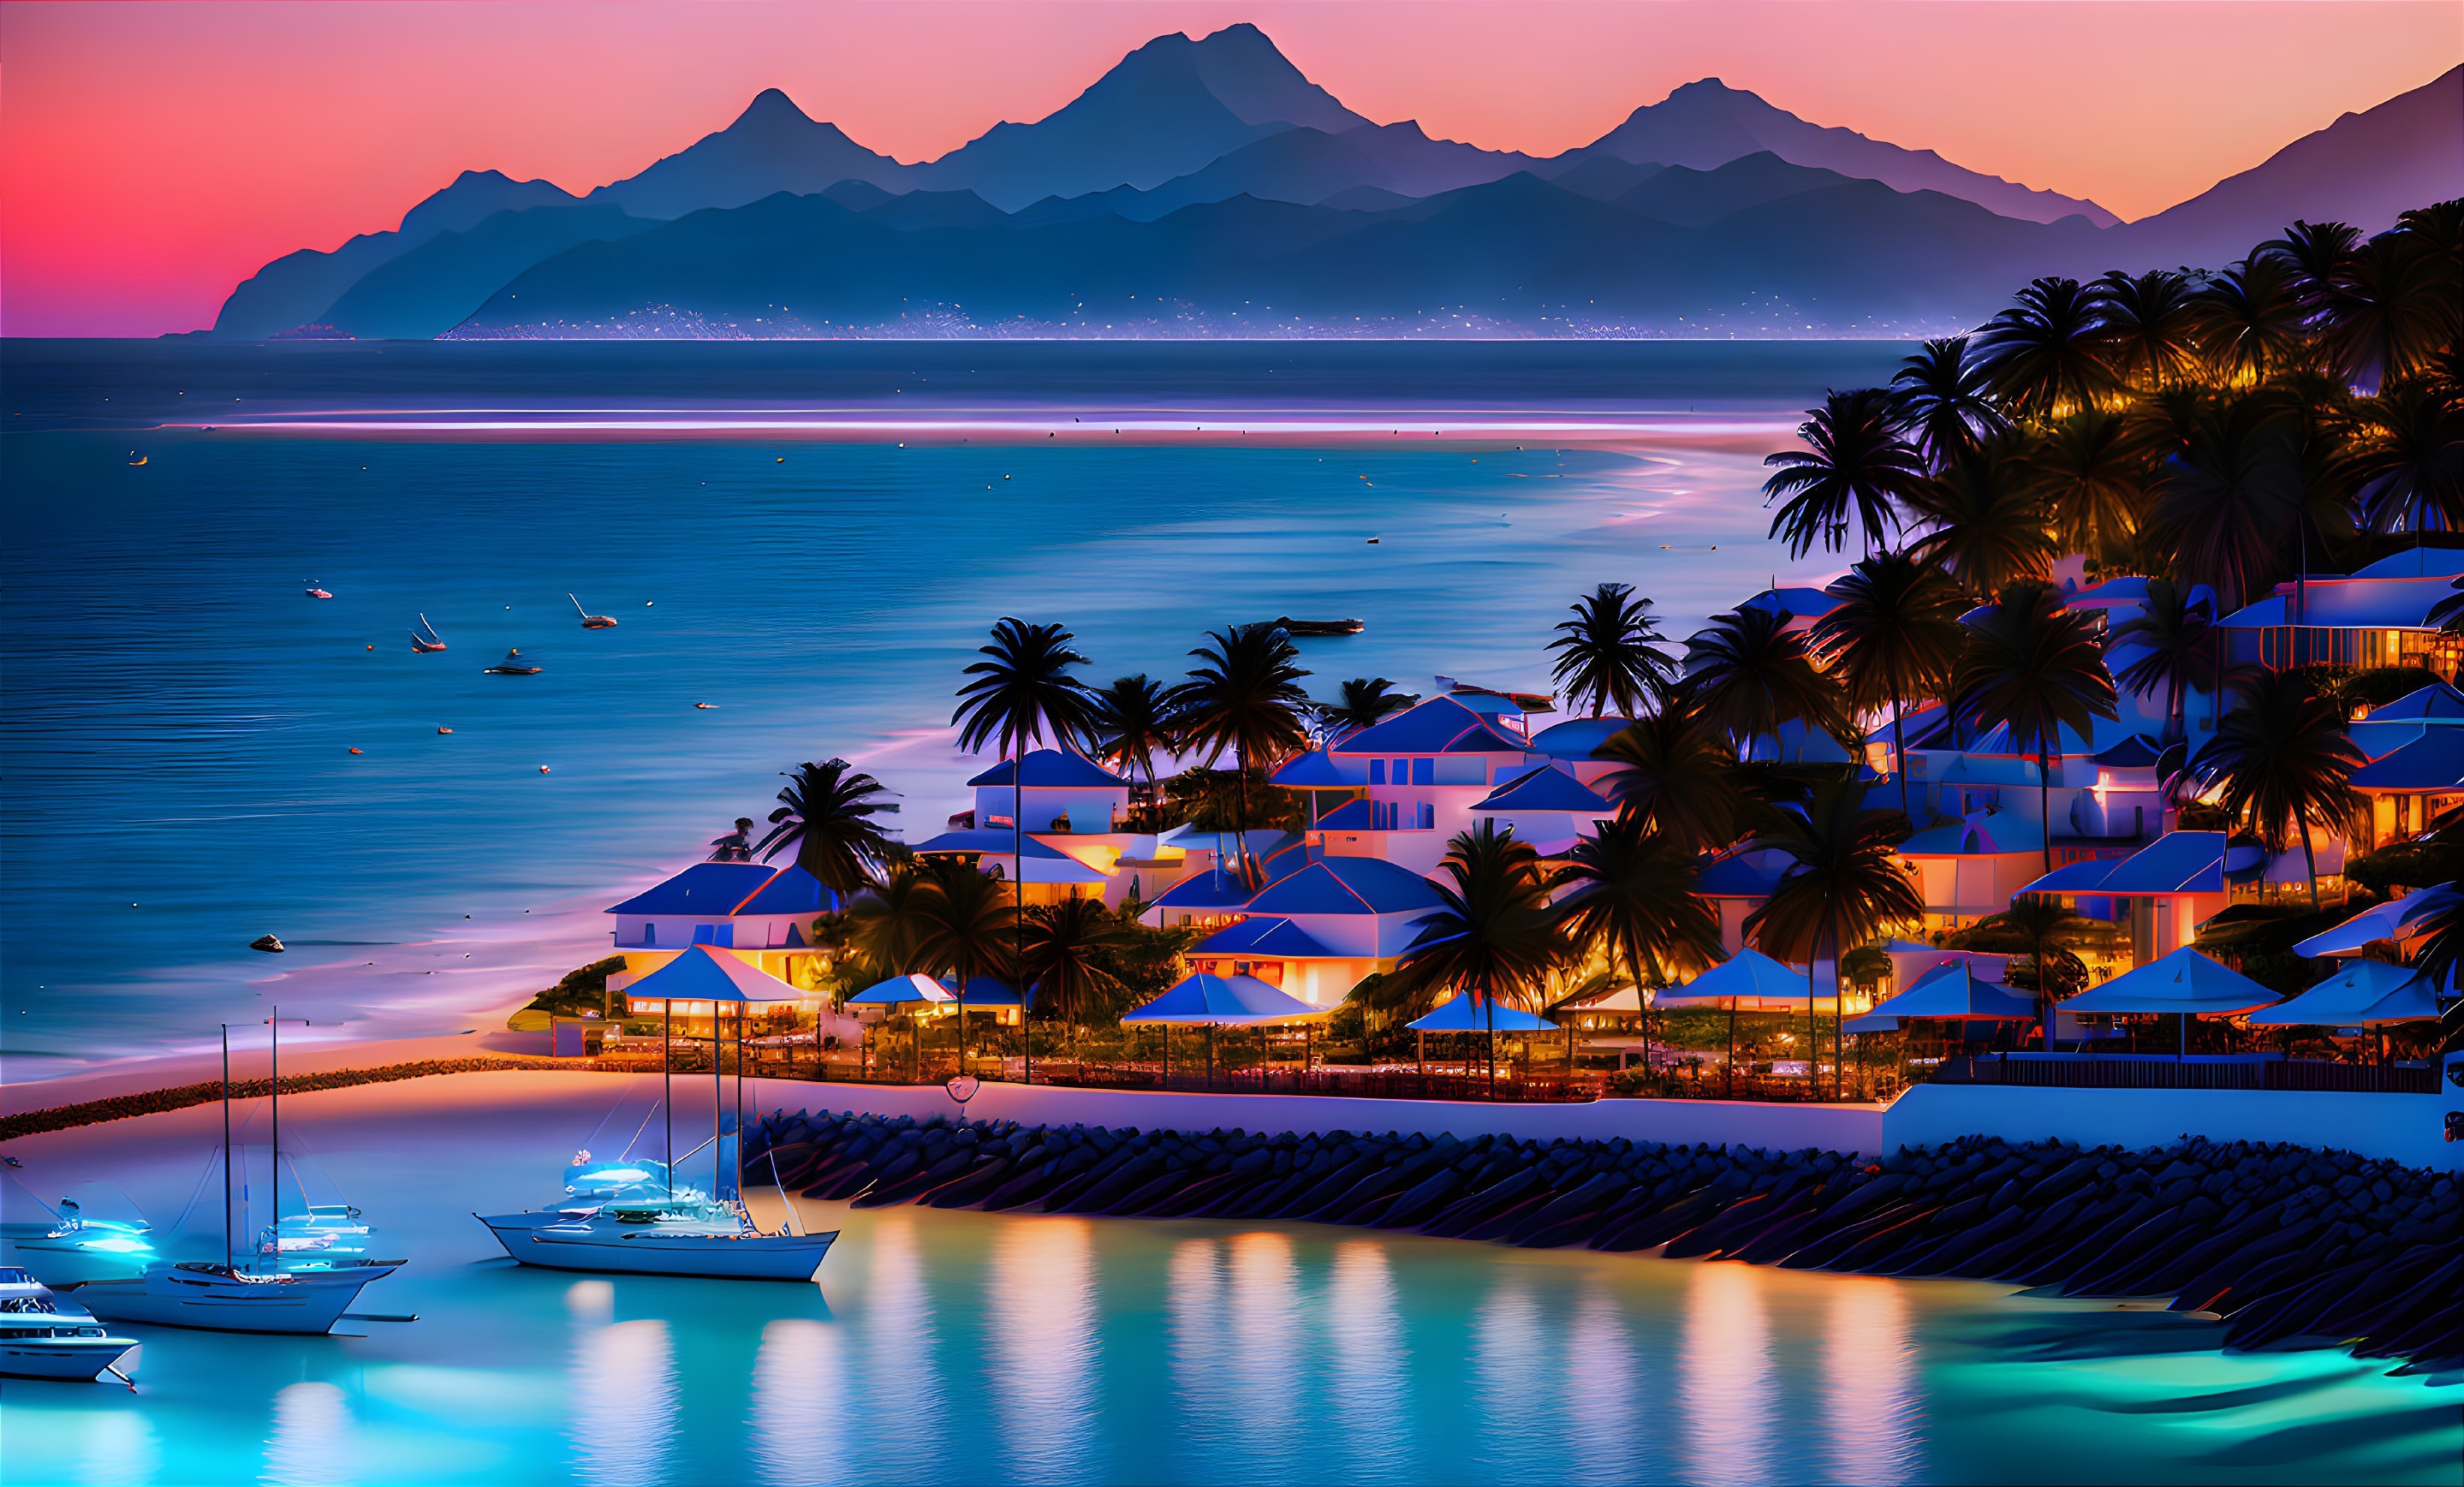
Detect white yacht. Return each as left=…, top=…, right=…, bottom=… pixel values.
left=11, top=1202, right=158, bottom=1287
left=0, top=1266, right=140, bottom=1383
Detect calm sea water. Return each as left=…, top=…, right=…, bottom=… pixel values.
left=2, top=340, right=1906, bottom=1076
left=3, top=1080, right=2454, bottom=1487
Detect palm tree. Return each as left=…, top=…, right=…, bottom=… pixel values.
left=908, top=860, right=1017, bottom=1073
left=952, top=616, right=1098, bottom=907
left=1553, top=815, right=1722, bottom=1074
left=1316, top=676, right=1419, bottom=740
left=1890, top=336, right=2006, bottom=472
left=2142, top=395, right=2305, bottom=709
left=1169, top=623, right=1312, bottom=887
left=2191, top=255, right=2307, bottom=386
left=1906, top=439, right=2056, bottom=598
left=2190, top=671, right=2365, bottom=909
left=1590, top=710, right=1753, bottom=858
left=755, top=758, right=899, bottom=901
left=1973, top=277, right=2122, bottom=422
left=1396, top=822, right=1571, bottom=1096
left=2092, top=269, right=2205, bottom=390
left=1759, top=388, right=1928, bottom=556
left=1548, top=582, right=1675, bottom=717
left=2261, top=219, right=2363, bottom=339
left=1016, top=897, right=1133, bottom=1079
left=1947, top=898, right=2122, bottom=1040
left=1675, top=605, right=1854, bottom=762
left=1951, top=581, right=2120, bottom=877
left=2109, top=577, right=2218, bottom=742
left=2023, top=408, right=2152, bottom=567
left=1740, top=776, right=1923, bottom=1097
left=1087, top=674, right=1175, bottom=806
left=2352, top=382, right=2464, bottom=534
left=1809, top=551, right=1966, bottom=817
left=2326, top=228, right=2459, bottom=390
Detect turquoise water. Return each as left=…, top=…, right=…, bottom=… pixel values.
left=3, top=341, right=1901, bottom=1076
left=6, top=1172, right=2454, bottom=1484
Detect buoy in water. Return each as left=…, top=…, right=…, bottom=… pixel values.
left=250, top=934, right=285, bottom=954
left=348, top=746, right=363, bottom=754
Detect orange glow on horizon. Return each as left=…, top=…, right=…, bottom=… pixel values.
left=1, top=2, right=2455, bottom=336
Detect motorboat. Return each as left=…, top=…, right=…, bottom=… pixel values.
left=10, top=1201, right=157, bottom=1286
left=305, top=586, right=332, bottom=599
left=0, top=1267, right=140, bottom=1384
left=74, top=1013, right=405, bottom=1335
left=409, top=614, right=447, bottom=652
left=1274, top=616, right=1364, bottom=636
left=484, top=648, right=542, bottom=675
left=570, top=594, right=618, bottom=629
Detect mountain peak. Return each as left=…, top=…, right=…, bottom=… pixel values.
left=734, top=87, right=820, bottom=130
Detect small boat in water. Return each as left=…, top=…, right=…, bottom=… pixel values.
left=1274, top=616, right=1365, bottom=636
left=305, top=586, right=332, bottom=599
left=409, top=614, right=447, bottom=652
left=569, top=594, right=617, bottom=629
left=0, top=1268, right=139, bottom=1384
left=11, top=1199, right=158, bottom=1286
left=485, top=649, right=542, bottom=675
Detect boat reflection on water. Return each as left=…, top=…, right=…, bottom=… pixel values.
left=568, top=1317, right=677, bottom=1487
left=1681, top=1260, right=1778, bottom=1487
left=1824, top=1278, right=1920, bottom=1484
left=263, top=1381, right=354, bottom=1487
left=985, top=1218, right=1097, bottom=1481
left=751, top=1319, right=843, bottom=1486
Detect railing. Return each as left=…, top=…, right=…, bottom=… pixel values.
left=1932, top=1053, right=2438, bottom=1093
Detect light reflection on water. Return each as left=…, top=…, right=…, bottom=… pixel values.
left=3, top=1199, right=2453, bottom=1487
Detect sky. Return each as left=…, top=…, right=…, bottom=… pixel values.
left=3, top=1, right=2455, bottom=337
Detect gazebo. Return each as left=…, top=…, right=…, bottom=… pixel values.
left=846, top=973, right=955, bottom=1080
left=1123, top=972, right=1322, bottom=1086
left=621, top=945, right=805, bottom=1200
left=2062, top=946, right=2279, bottom=1056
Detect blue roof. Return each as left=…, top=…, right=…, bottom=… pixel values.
left=1123, top=972, right=1320, bottom=1025
left=1151, top=868, right=1260, bottom=911
left=2017, top=858, right=2120, bottom=894
left=1244, top=856, right=1443, bottom=915
left=2353, top=729, right=2464, bottom=791
left=2217, top=578, right=2455, bottom=631
left=1472, top=764, right=1613, bottom=813
left=1695, top=852, right=1788, bottom=897
left=967, top=749, right=1129, bottom=788
left=1314, top=797, right=1379, bottom=830
left=1271, top=750, right=1356, bottom=787
left=1333, top=696, right=1528, bottom=756
left=909, top=830, right=1080, bottom=859
left=1192, top=915, right=1342, bottom=959
left=2365, top=681, right=2464, bottom=723
left=1408, top=994, right=1556, bottom=1032
left=624, top=945, right=805, bottom=1002
left=605, top=861, right=782, bottom=916
left=1744, top=586, right=1842, bottom=622
left=2096, top=830, right=2229, bottom=894
left=2355, top=549, right=2464, bottom=579
left=1901, top=816, right=2041, bottom=856
left=2093, top=734, right=2165, bottom=768
left=734, top=864, right=836, bottom=916
left=1526, top=716, right=1633, bottom=759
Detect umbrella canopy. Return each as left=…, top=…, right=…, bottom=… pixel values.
left=2248, top=960, right=2425, bottom=1026
left=1840, top=1013, right=1901, bottom=1034
left=1866, top=961, right=2035, bottom=1021
left=2360, top=972, right=2445, bottom=1025
left=2062, top=947, right=2278, bottom=1016
left=845, top=972, right=955, bottom=1007
left=1409, top=994, right=1558, bottom=1032
left=941, top=975, right=1025, bottom=1008
left=2290, top=885, right=2459, bottom=958
left=1654, top=947, right=1819, bottom=1011
left=1553, top=984, right=1646, bottom=1015
left=623, top=945, right=807, bottom=1004
left=1123, top=972, right=1321, bottom=1026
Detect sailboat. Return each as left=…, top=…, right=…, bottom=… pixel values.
left=409, top=614, right=447, bottom=652
left=483, top=648, right=542, bottom=675
left=473, top=948, right=836, bottom=1281
left=73, top=1014, right=404, bottom=1335
left=570, top=594, right=618, bottom=629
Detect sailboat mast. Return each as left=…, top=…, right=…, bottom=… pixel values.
left=663, top=998, right=674, bottom=1199
left=222, top=1024, right=234, bottom=1272
left=713, top=999, right=723, bottom=1204
left=269, top=1006, right=280, bottom=1274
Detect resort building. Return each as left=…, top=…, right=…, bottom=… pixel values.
left=2217, top=550, right=2464, bottom=676
left=603, top=859, right=840, bottom=997
left=1318, top=693, right=1550, bottom=872
left=1181, top=854, right=1449, bottom=1008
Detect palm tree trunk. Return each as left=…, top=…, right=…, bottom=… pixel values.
left=1485, top=983, right=1497, bottom=1099
left=1723, top=996, right=1739, bottom=1097
left=1892, top=682, right=1911, bottom=820
left=2038, top=737, right=2055, bottom=877
left=2297, top=814, right=2321, bottom=911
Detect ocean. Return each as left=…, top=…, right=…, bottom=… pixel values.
left=1, top=339, right=1904, bottom=1075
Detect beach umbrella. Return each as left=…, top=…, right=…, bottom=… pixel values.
left=1866, top=961, right=2035, bottom=1021
left=846, top=972, right=954, bottom=1006
left=1652, top=947, right=1816, bottom=1009
left=1409, top=993, right=1562, bottom=1087
left=2248, top=960, right=2426, bottom=1026
left=2291, top=885, right=2459, bottom=958
left=1124, top=973, right=1321, bottom=1087
left=2062, top=947, right=2278, bottom=1056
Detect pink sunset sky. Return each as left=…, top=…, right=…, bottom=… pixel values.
left=2, top=0, right=2455, bottom=337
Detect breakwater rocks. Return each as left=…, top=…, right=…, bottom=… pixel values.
left=746, top=1110, right=2461, bottom=1374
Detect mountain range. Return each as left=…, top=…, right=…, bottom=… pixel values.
left=209, top=26, right=2461, bottom=340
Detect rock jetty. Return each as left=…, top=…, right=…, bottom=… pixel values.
left=745, top=1110, right=2461, bottom=1374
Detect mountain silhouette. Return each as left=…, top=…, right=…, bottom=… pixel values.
left=213, top=169, right=577, bottom=337
left=586, top=88, right=910, bottom=218
left=1586, top=79, right=2117, bottom=227
left=2114, top=64, right=2461, bottom=264
left=320, top=201, right=653, bottom=339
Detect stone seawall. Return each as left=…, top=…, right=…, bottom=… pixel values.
left=745, top=1108, right=2462, bottom=1377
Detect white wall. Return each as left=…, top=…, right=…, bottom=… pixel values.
left=747, top=1077, right=1884, bottom=1152
left=1885, top=1084, right=2459, bottom=1170
left=748, top=1079, right=2461, bottom=1171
